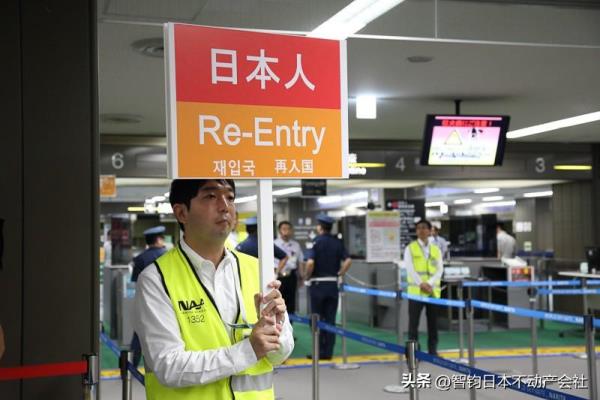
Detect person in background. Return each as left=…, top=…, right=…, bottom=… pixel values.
left=226, top=211, right=247, bottom=250
left=429, top=225, right=449, bottom=260
left=496, top=222, right=517, bottom=259
left=134, top=179, right=293, bottom=400
left=274, top=221, right=304, bottom=318
left=130, top=225, right=168, bottom=367
left=405, top=219, right=444, bottom=356
left=235, top=216, right=288, bottom=273
left=305, top=215, right=352, bottom=360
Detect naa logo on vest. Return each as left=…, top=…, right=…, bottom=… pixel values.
left=178, top=298, right=205, bottom=312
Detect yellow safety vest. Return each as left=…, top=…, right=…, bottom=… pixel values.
left=144, top=245, right=274, bottom=400
left=406, top=241, right=442, bottom=298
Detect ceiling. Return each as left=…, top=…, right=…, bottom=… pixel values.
left=97, top=0, right=600, bottom=205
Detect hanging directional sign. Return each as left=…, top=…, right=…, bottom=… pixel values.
left=164, top=23, right=348, bottom=179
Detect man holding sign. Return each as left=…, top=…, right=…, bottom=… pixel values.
left=134, top=179, right=293, bottom=400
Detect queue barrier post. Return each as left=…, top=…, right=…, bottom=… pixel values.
left=405, top=340, right=419, bottom=400
left=584, top=315, right=598, bottom=400
left=311, top=313, right=320, bottom=400
left=119, top=350, right=133, bottom=400
left=466, top=299, right=476, bottom=400
left=83, top=354, right=99, bottom=400
left=333, top=279, right=359, bottom=370
left=457, top=281, right=467, bottom=363
left=528, top=287, right=539, bottom=376
left=383, top=287, right=408, bottom=394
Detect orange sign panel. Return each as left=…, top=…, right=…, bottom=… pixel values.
left=164, top=24, right=348, bottom=179
left=100, top=175, right=117, bottom=198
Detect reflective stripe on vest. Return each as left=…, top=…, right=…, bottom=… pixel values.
left=406, top=241, right=442, bottom=299
left=144, top=245, right=274, bottom=400
left=232, top=371, right=274, bottom=392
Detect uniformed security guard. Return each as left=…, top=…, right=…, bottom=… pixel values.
left=405, top=219, right=444, bottom=356
left=134, top=179, right=294, bottom=400
left=131, top=226, right=167, bottom=282
left=130, top=225, right=168, bottom=367
left=235, top=216, right=288, bottom=273
left=305, top=214, right=352, bottom=360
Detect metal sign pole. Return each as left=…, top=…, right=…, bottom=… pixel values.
left=406, top=341, right=419, bottom=400
left=384, top=262, right=408, bottom=393
left=584, top=315, right=598, bottom=400
left=467, top=300, right=477, bottom=400
left=311, top=314, right=320, bottom=400
left=529, top=288, right=539, bottom=375
left=333, top=278, right=359, bottom=370
left=257, top=180, right=276, bottom=295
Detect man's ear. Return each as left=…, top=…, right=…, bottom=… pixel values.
left=172, top=203, right=188, bottom=226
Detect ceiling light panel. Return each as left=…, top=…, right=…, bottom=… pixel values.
left=309, top=0, right=406, bottom=40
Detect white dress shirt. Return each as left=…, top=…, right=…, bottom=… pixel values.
left=403, top=239, right=444, bottom=286
left=274, top=238, right=304, bottom=274
left=134, top=238, right=294, bottom=387
left=497, top=230, right=517, bottom=259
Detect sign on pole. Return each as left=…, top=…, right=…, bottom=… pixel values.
left=164, top=23, right=348, bottom=293
left=164, top=23, right=348, bottom=179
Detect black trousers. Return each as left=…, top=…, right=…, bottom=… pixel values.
left=408, top=299, right=439, bottom=355
left=279, top=271, right=297, bottom=314
left=309, top=281, right=338, bottom=358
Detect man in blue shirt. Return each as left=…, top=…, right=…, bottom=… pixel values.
left=305, top=215, right=352, bottom=360
left=130, top=225, right=168, bottom=367
left=235, top=216, right=288, bottom=272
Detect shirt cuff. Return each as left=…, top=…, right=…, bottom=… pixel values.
left=231, top=339, right=258, bottom=373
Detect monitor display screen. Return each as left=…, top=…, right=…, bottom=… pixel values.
left=420, top=115, right=510, bottom=166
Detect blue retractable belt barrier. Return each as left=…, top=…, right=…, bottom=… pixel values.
left=470, top=300, right=587, bottom=326
left=585, top=279, right=600, bottom=286
left=537, top=288, right=600, bottom=296
left=100, top=332, right=121, bottom=356
left=290, top=314, right=585, bottom=400
left=401, top=292, right=466, bottom=308
left=462, top=280, right=581, bottom=288
left=342, top=284, right=397, bottom=298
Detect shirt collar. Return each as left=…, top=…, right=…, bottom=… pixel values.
left=418, top=238, right=429, bottom=248
left=180, top=237, right=235, bottom=270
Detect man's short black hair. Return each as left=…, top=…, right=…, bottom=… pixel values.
left=145, top=233, right=163, bottom=246
left=416, top=219, right=432, bottom=229
left=497, top=222, right=505, bottom=230
left=169, top=179, right=236, bottom=231
left=278, top=221, right=292, bottom=230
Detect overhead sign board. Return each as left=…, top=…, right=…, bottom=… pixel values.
left=164, top=23, right=348, bottom=179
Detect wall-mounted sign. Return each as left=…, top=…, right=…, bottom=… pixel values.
left=100, top=175, right=117, bottom=198
left=164, top=24, right=348, bottom=179
left=366, top=211, right=401, bottom=263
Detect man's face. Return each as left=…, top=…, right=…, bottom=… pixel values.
left=174, top=180, right=236, bottom=243
left=279, top=224, right=293, bottom=241
left=416, top=223, right=431, bottom=241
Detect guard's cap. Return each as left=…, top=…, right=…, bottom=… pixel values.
left=143, top=226, right=166, bottom=236
left=317, top=214, right=335, bottom=225
left=244, top=216, right=258, bottom=226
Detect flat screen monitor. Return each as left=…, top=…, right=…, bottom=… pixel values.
left=420, top=115, right=510, bottom=166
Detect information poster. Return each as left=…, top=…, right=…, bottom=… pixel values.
left=366, top=211, right=401, bottom=262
